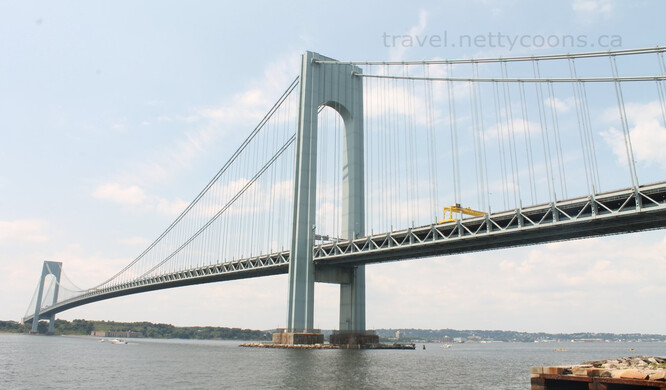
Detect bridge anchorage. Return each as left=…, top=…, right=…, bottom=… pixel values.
left=23, top=47, right=666, bottom=347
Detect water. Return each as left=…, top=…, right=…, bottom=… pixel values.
left=1, top=334, right=664, bottom=389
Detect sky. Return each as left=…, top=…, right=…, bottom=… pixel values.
left=1, top=0, right=665, bottom=334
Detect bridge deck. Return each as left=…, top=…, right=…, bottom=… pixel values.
left=24, top=182, right=666, bottom=322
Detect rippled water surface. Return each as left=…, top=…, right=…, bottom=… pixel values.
left=1, top=334, right=664, bottom=389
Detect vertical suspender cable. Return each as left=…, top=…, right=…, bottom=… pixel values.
left=469, top=74, right=483, bottom=209
left=447, top=63, right=461, bottom=206
left=364, top=68, right=370, bottom=232
left=656, top=52, right=666, bottom=129
left=501, top=62, right=521, bottom=208
left=474, top=63, right=491, bottom=213
left=492, top=81, right=509, bottom=210
left=572, top=59, right=601, bottom=192
left=384, top=65, right=390, bottom=230
left=423, top=64, right=437, bottom=222
left=610, top=55, right=639, bottom=188
left=404, top=66, right=416, bottom=226
left=518, top=82, right=537, bottom=204
left=547, top=81, right=568, bottom=199
left=389, top=74, right=397, bottom=229
left=365, top=68, right=370, bottom=233
left=401, top=66, right=411, bottom=227
left=533, top=60, right=556, bottom=202
left=568, top=58, right=593, bottom=195
left=408, top=75, right=419, bottom=225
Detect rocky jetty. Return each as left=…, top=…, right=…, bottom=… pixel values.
left=577, top=356, right=666, bottom=380
left=531, top=356, right=666, bottom=389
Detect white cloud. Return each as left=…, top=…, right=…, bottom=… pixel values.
left=544, top=96, right=574, bottom=113
left=0, top=219, right=49, bottom=243
left=112, top=51, right=301, bottom=188
left=366, top=232, right=666, bottom=333
left=389, top=9, right=429, bottom=62
left=93, top=183, right=147, bottom=205
left=193, top=53, right=300, bottom=127
left=50, top=248, right=134, bottom=291
left=118, top=236, right=150, bottom=246
left=92, top=182, right=187, bottom=216
left=470, top=0, right=517, bottom=17
left=483, top=118, right=542, bottom=139
left=194, top=178, right=293, bottom=221
left=196, top=88, right=269, bottom=124
left=154, top=197, right=189, bottom=216
left=600, top=100, right=666, bottom=168
left=129, top=127, right=218, bottom=185
left=572, top=0, right=614, bottom=23
left=364, top=80, right=429, bottom=125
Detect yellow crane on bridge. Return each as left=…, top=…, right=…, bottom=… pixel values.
left=438, top=203, right=486, bottom=224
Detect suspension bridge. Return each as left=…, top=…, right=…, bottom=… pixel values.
left=24, top=47, right=666, bottom=345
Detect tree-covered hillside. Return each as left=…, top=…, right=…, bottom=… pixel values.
left=0, top=319, right=271, bottom=340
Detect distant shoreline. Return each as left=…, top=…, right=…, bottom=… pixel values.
left=3, top=320, right=665, bottom=343
left=0, top=319, right=271, bottom=341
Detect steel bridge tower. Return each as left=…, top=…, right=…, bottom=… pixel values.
left=275, top=51, right=376, bottom=346
left=29, top=261, right=63, bottom=334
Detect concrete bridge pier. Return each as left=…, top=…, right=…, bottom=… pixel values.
left=279, top=51, right=376, bottom=347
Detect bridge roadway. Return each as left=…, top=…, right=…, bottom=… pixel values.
left=24, top=182, right=666, bottom=323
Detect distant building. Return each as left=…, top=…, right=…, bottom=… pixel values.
left=91, top=331, right=143, bottom=338
left=395, top=331, right=401, bottom=340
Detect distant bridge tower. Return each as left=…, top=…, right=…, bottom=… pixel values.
left=30, top=261, right=63, bottom=334
left=281, top=51, right=372, bottom=345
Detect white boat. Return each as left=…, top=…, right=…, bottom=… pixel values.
left=110, top=338, right=127, bottom=344
left=441, top=344, right=452, bottom=349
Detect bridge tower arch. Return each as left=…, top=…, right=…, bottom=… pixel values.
left=30, top=261, right=63, bottom=334
left=286, top=51, right=367, bottom=342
